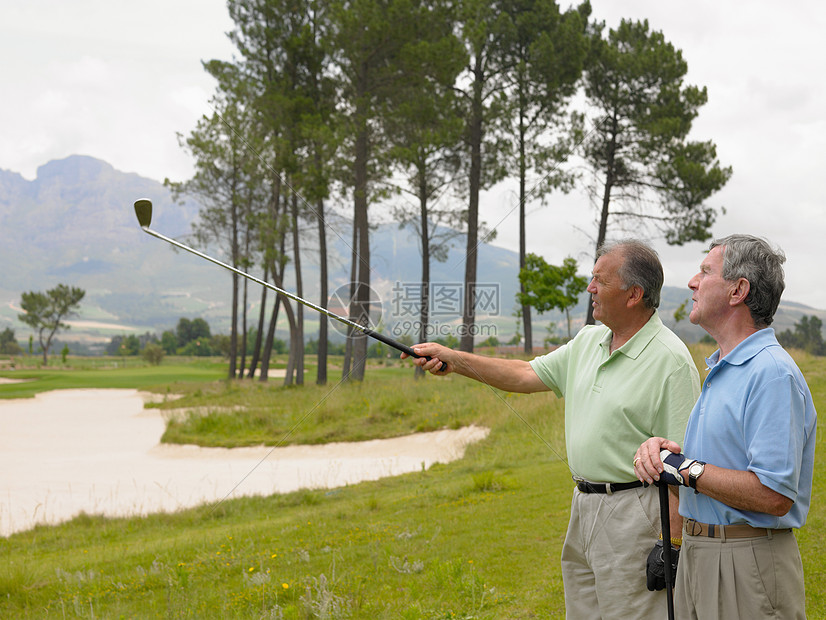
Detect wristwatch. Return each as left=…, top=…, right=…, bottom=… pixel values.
left=687, top=460, right=706, bottom=490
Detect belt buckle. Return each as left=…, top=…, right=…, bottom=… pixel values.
left=685, top=519, right=703, bottom=536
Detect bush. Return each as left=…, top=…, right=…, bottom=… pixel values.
left=142, top=343, right=164, bottom=366
left=0, top=328, right=23, bottom=355
left=160, top=330, right=178, bottom=355
left=180, top=339, right=215, bottom=357
left=211, top=334, right=231, bottom=358
left=478, top=336, right=500, bottom=348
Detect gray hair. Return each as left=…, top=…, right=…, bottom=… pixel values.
left=596, top=239, right=663, bottom=309
left=710, top=235, right=786, bottom=327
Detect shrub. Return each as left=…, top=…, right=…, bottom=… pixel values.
left=142, top=343, right=165, bottom=366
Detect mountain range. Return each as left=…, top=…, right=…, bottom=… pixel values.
left=1, top=155, right=822, bottom=353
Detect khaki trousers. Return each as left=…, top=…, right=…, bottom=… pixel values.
left=561, top=485, right=669, bottom=620
left=675, top=528, right=805, bottom=619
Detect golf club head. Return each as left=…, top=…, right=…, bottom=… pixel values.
left=134, top=199, right=153, bottom=228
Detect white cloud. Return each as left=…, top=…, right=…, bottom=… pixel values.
left=62, top=55, right=110, bottom=84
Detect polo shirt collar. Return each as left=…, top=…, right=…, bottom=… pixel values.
left=705, top=327, right=777, bottom=369
left=600, top=310, right=663, bottom=360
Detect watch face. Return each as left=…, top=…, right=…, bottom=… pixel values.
left=689, top=463, right=704, bottom=476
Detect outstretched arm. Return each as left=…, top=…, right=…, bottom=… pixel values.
left=402, top=342, right=549, bottom=394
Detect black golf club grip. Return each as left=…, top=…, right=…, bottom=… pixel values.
left=364, top=328, right=448, bottom=372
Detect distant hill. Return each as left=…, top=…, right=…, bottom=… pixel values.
left=1, top=155, right=822, bottom=353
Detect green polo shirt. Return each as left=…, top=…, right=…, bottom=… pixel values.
left=530, top=311, right=700, bottom=483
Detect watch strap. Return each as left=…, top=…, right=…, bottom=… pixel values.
left=688, top=460, right=706, bottom=490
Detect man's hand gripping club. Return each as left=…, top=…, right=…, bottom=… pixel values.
left=633, top=438, right=697, bottom=486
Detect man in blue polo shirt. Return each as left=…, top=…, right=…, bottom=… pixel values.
left=634, top=234, right=817, bottom=619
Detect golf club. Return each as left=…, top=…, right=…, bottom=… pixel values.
left=134, top=198, right=446, bottom=371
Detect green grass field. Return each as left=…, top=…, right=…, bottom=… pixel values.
left=0, top=349, right=823, bottom=618
left=0, top=357, right=227, bottom=399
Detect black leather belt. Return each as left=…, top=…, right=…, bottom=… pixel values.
left=576, top=480, right=644, bottom=494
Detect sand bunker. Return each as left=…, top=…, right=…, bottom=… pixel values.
left=0, top=389, right=488, bottom=537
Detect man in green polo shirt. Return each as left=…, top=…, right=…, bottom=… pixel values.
left=405, top=240, right=700, bottom=619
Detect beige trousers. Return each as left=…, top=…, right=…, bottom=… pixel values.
left=675, top=529, right=805, bottom=619
left=561, top=485, right=670, bottom=620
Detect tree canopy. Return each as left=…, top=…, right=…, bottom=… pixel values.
left=0, top=328, right=23, bottom=355
left=168, top=5, right=730, bottom=371
left=581, top=19, right=731, bottom=321
left=778, top=315, right=826, bottom=356
left=18, top=284, right=85, bottom=365
left=518, top=253, right=587, bottom=339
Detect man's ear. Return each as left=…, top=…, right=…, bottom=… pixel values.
left=729, top=278, right=751, bottom=306
left=626, top=284, right=645, bottom=308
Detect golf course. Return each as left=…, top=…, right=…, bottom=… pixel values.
left=1, top=349, right=823, bottom=618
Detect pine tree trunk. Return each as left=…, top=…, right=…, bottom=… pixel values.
left=416, top=170, right=430, bottom=379
left=461, top=56, right=484, bottom=353
left=290, top=193, right=304, bottom=385
left=342, top=223, right=358, bottom=381
left=238, top=277, right=248, bottom=378
left=350, top=108, right=370, bottom=381
left=519, top=105, right=532, bottom=354
left=247, top=264, right=268, bottom=379
left=316, top=197, right=328, bottom=385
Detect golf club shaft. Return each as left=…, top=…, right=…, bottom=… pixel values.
left=140, top=224, right=443, bottom=368
left=658, top=482, right=676, bottom=620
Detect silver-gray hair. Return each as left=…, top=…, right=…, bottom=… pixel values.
left=710, top=234, right=786, bottom=327
left=596, top=239, right=663, bottom=309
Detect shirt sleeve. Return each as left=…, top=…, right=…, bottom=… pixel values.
left=529, top=342, right=571, bottom=398
left=745, top=374, right=807, bottom=501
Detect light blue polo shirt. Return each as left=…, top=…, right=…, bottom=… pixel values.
left=530, top=311, right=700, bottom=483
left=679, top=329, right=817, bottom=528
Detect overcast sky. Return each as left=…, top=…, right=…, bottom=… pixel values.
left=2, top=1, right=824, bottom=309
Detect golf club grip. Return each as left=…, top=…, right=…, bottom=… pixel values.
left=364, top=329, right=448, bottom=372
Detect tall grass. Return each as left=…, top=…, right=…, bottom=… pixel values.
left=0, top=347, right=823, bottom=618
